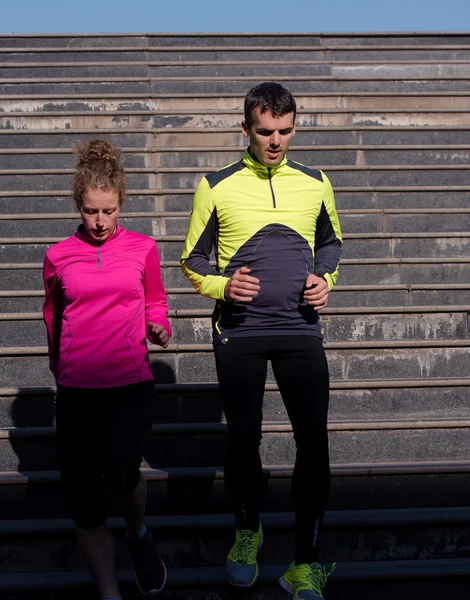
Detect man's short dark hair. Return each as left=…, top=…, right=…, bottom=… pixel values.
left=244, top=82, right=296, bottom=128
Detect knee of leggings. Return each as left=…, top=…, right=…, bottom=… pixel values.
left=227, top=431, right=262, bottom=450
left=60, top=477, right=107, bottom=530
left=103, top=465, right=141, bottom=496
left=295, top=434, right=329, bottom=460
left=74, top=508, right=107, bottom=530
left=295, top=427, right=328, bottom=447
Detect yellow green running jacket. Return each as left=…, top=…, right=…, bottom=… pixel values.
left=181, top=148, right=343, bottom=344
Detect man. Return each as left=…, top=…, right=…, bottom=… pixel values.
left=181, top=82, right=342, bottom=599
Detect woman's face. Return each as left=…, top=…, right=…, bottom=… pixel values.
left=80, top=188, right=121, bottom=242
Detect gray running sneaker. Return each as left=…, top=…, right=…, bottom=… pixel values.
left=126, top=529, right=167, bottom=594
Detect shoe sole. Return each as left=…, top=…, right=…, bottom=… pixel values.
left=134, top=557, right=167, bottom=595
left=279, top=575, right=323, bottom=599
left=226, top=534, right=264, bottom=588
left=279, top=576, right=296, bottom=597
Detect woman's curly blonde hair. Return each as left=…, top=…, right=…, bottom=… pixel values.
left=73, top=138, right=127, bottom=209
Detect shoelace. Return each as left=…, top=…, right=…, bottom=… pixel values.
left=233, top=530, right=257, bottom=563
left=306, top=563, right=337, bottom=594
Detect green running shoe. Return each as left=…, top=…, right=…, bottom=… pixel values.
left=225, top=524, right=263, bottom=587
left=279, top=561, right=336, bottom=599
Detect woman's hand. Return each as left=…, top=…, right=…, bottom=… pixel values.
left=146, top=322, right=170, bottom=348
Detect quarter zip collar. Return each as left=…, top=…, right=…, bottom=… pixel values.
left=75, top=222, right=124, bottom=246
left=242, top=147, right=287, bottom=179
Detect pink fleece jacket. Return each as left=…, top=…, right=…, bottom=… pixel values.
left=43, top=224, right=171, bottom=388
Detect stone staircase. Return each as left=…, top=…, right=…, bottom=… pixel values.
left=1, top=32, right=470, bottom=598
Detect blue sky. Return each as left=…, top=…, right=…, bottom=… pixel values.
left=2, top=0, right=469, bottom=33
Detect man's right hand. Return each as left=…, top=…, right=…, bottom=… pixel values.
left=224, top=266, right=260, bottom=302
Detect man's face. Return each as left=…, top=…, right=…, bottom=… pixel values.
left=80, top=187, right=120, bottom=242
left=242, top=107, right=296, bottom=167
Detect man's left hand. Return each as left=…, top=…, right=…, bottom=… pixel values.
left=304, top=274, right=329, bottom=310
left=146, top=323, right=170, bottom=348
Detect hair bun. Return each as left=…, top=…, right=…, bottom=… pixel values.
left=73, top=138, right=127, bottom=209
left=75, top=139, right=121, bottom=167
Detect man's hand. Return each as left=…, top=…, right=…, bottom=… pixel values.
left=304, top=274, right=329, bottom=310
left=224, top=266, right=260, bottom=302
left=146, top=322, right=170, bottom=348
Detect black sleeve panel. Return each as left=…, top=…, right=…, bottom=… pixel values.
left=184, top=206, right=221, bottom=278
left=314, top=201, right=343, bottom=276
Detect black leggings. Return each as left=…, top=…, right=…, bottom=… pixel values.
left=55, top=380, right=154, bottom=529
left=214, top=335, right=330, bottom=564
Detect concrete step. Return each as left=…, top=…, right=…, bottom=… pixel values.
left=0, top=149, right=151, bottom=169
left=317, top=284, right=470, bottom=309
left=1, top=460, right=470, bottom=518
left=159, top=166, right=470, bottom=189
left=3, top=283, right=470, bottom=312
left=0, top=50, right=154, bottom=63
left=4, top=163, right=468, bottom=184
left=3, top=93, right=470, bottom=112
left=0, top=35, right=149, bottom=49
left=4, top=47, right=470, bottom=62
left=2, top=379, right=470, bottom=427
left=165, top=213, right=470, bottom=236
left=163, top=145, right=470, bottom=167
left=3, top=560, right=470, bottom=600
left=4, top=259, right=470, bottom=291
left=0, top=171, right=153, bottom=192
left=2, top=145, right=470, bottom=169
left=2, top=559, right=470, bottom=600
left=174, top=311, right=470, bottom=344
left=2, top=213, right=470, bottom=241
left=4, top=77, right=470, bottom=95
left=1, top=32, right=470, bottom=49
left=1, top=190, right=469, bottom=216
left=2, top=343, right=470, bottom=387
left=2, top=127, right=470, bottom=149
left=141, top=146, right=470, bottom=167
left=2, top=418, right=470, bottom=470
left=165, top=259, right=470, bottom=288
left=0, top=311, right=467, bottom=348
left=2, top=109, right=470, bottom=130
left=0, top=195, right=157, bottom=215
left=1, top=508, right=470, bottom=572
left=0, top=131, right=155, bottom=149
left=2, top=232, right=470, bottom=255
left=0, top=82, right=151, bottom=95
left=4, top=62, right=470, bottom=80
left=0, top=65, right=154, bottom=78
left=165, top=218, right=470, bottom=239
left=1, top=165, right=470, bottom=191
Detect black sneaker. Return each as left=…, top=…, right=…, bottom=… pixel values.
left=126, top=529, right=167, bottom=594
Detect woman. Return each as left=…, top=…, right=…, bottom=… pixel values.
left=43, top=139, right=171, bottom=599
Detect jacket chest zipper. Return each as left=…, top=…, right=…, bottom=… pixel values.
left=267, top=168, right=276, bottom=208
left=97, top=243, right=101, bottom=270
